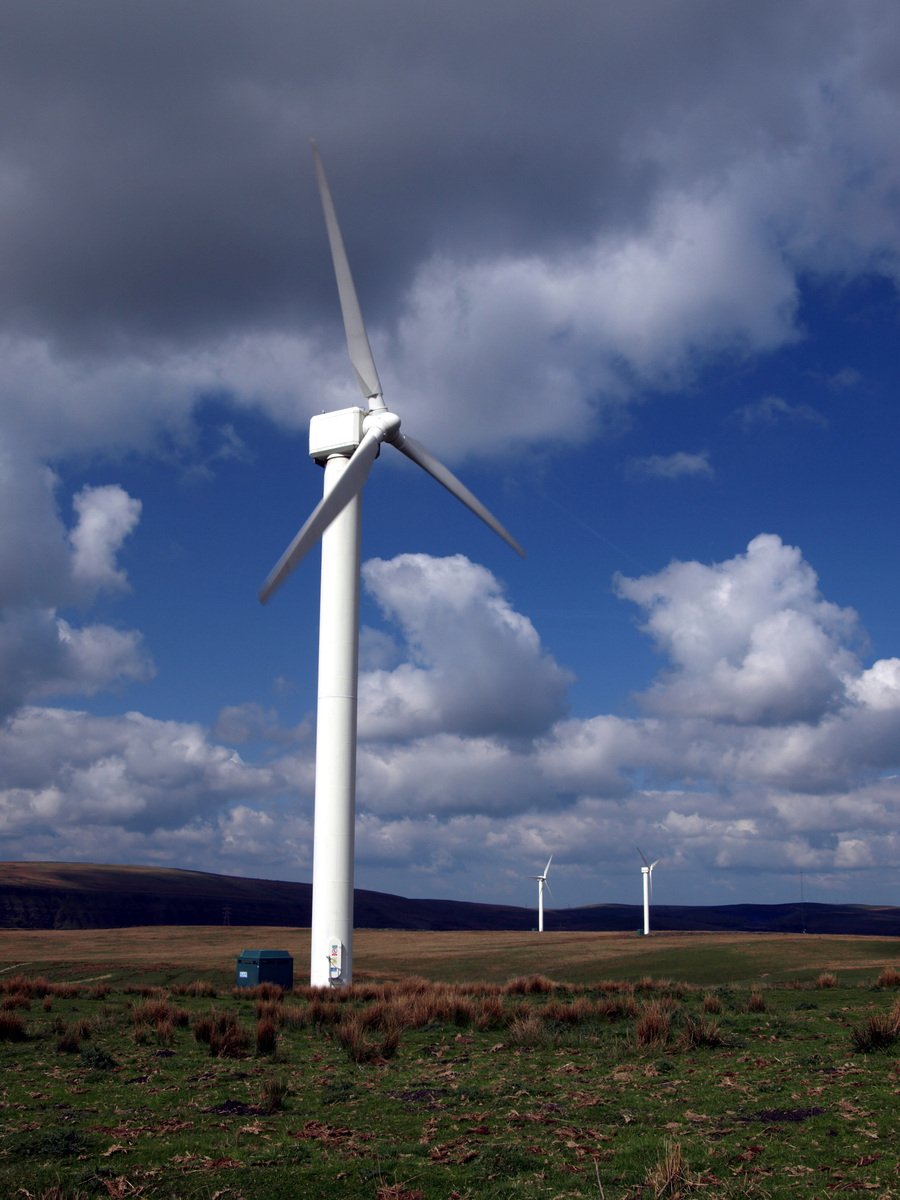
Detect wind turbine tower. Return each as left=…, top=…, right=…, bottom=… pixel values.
left=638, top=848, right=659, bottom=936
left=531, top=856, right=552, bottom=933
left=259, top=142, right=523, bottom=987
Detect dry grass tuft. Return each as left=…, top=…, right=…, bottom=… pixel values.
left=645, top=1139, right=691, bottom=1197
left=850, top=1002, right=900, bottom=1054
left=0, top=974, right=83, bottom=1001
left=635, top=1000, right=673, bottom=1047
left=193, top=1008, right=250, bottom=1058
left=259, top=1075, right=289, bottom=1113
left=681, top=1014, right=723, bottom=1049
left=595, top=994, right=637, bottom=1022
left=0, top=1012, right=27, bottom=1041
left=816, top=972, right=838, bottom=989
left=278, top=1003, right=308, bottom=1030
left=155, top=1018, right=175, bottom=1047
left=474, top=995, right=505, bottom=1031
left=747, top=987, right=767, bottom=1013
left=245, top=982, right=284, bottom=1002
left=125, top=984, right=167, bottom=999
left=875, top=965, right=900, bottom=988
left=701, top=992, right=722, bottom=1013
left=336, top=1010, right=400, bottom=1063
left=504, top=974, right=555, bottom=996
left=256, top=1017, right=277, bottom=1056
left=2, top=992, right=31, bottom=1011
left=307, top=996, right=343, bottom=1026
left=507, top=1009, right=547, bottom=1047
left=544, top=996, right=595, bottom=1025
left=171, top=979, right=217, bottom=998
left=55, top=1023, right=82, bottom=1054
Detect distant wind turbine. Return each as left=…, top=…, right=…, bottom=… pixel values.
left=637, top=848, right=659, bottom=936
left=259, top=141, right=524, bottom=988
left=531, top=855, right=553, bottom=933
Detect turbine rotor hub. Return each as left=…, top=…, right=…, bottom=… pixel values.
left=363, top=410, right=401, bottom=444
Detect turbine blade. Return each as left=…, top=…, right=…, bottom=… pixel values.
left=393, top=433, right=525, bottom=557
left=259, top=430, right=381, bottom=603
left=544, top=855, right=553, bottom=877
left=310, top=139, right=383, bottom=404
left=637, top=846, right=650, bottom=868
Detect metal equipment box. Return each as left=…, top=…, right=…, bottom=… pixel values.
left=235, top=949, right=294, bottom=989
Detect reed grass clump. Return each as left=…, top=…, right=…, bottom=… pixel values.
left=474, top=995, right=505, bottom=1030
left=816, top=972, right=838, bottom=989
left=645, top=1139, right=691, bottom=1197
left=850, top=1009, right=899, bottom=1054
left=259, top=1075, right=289, bottom=1113
left=1, top=975, right=82, bottom=1001
left=256, top=1017, right=278, bottom=1056
left=279, top=1003, right=308, bottom=1029
left=2, top=992, right=31, bottom=1011
left=507, top=1009, right=548, bottom=1047
left=635, top=999, right=673, bottom=1047
left=747, top=987, right=767, bottom=1013
left=155, top=1018, right=175, bottom=1047
left=131, top=999, right=189, bottom=1028
left=172, top=979, right=217, bottom=998
left=0, top=1012, right=27, bottom=1042
left=336, top=1010, right=400, bottom=1063
left=681, top=1014, right=724, bottom=1049
left=307, top=996, right=343, bottom=1026
left=504, top=974, right=555, bottom=996
left=193, top=1008, right=250, bottom=1058
left=55, top=1024, right=82, bottom=1054
left=875, top=965, right=900, bottom=988
left=544, top=996, right=594, bottom=1026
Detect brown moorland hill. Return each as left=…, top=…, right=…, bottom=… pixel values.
left=0, top=860, right=898, bottom=937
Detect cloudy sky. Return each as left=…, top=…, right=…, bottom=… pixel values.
left=3, top=0, right=900, bottom=913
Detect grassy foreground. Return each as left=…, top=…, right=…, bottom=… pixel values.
left=0, top=930, right=898, bottom=1198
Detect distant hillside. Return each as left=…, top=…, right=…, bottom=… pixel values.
left=0, top=862, right=897, bottom=936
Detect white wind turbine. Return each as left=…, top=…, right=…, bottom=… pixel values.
left=260, top=141, right=524, bottom=988
left=531, top=855, right=553, bottom=933
left=637, top=847, right=659, bottom=936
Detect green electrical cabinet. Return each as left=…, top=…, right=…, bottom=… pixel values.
left=235, top=949, right=294, bottom=989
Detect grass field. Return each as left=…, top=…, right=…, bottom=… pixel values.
left=0, top=928, right=898, bottom=1198
left=1, top=926, right=898, bottom=987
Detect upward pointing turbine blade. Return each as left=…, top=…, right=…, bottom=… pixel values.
left=544, top=855, right=553, bottom=877
left=310, top=139, right=383, bottom=405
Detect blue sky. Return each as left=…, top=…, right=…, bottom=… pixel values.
left=2, top=1, right=900, bottom=913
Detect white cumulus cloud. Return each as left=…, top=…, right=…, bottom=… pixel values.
left=615, top=534, right=860, bottom=725
left=359, top=554, right=572, bottom=740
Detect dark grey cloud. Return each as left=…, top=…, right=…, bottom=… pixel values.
left=3, top=0, right=891, bottom=355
